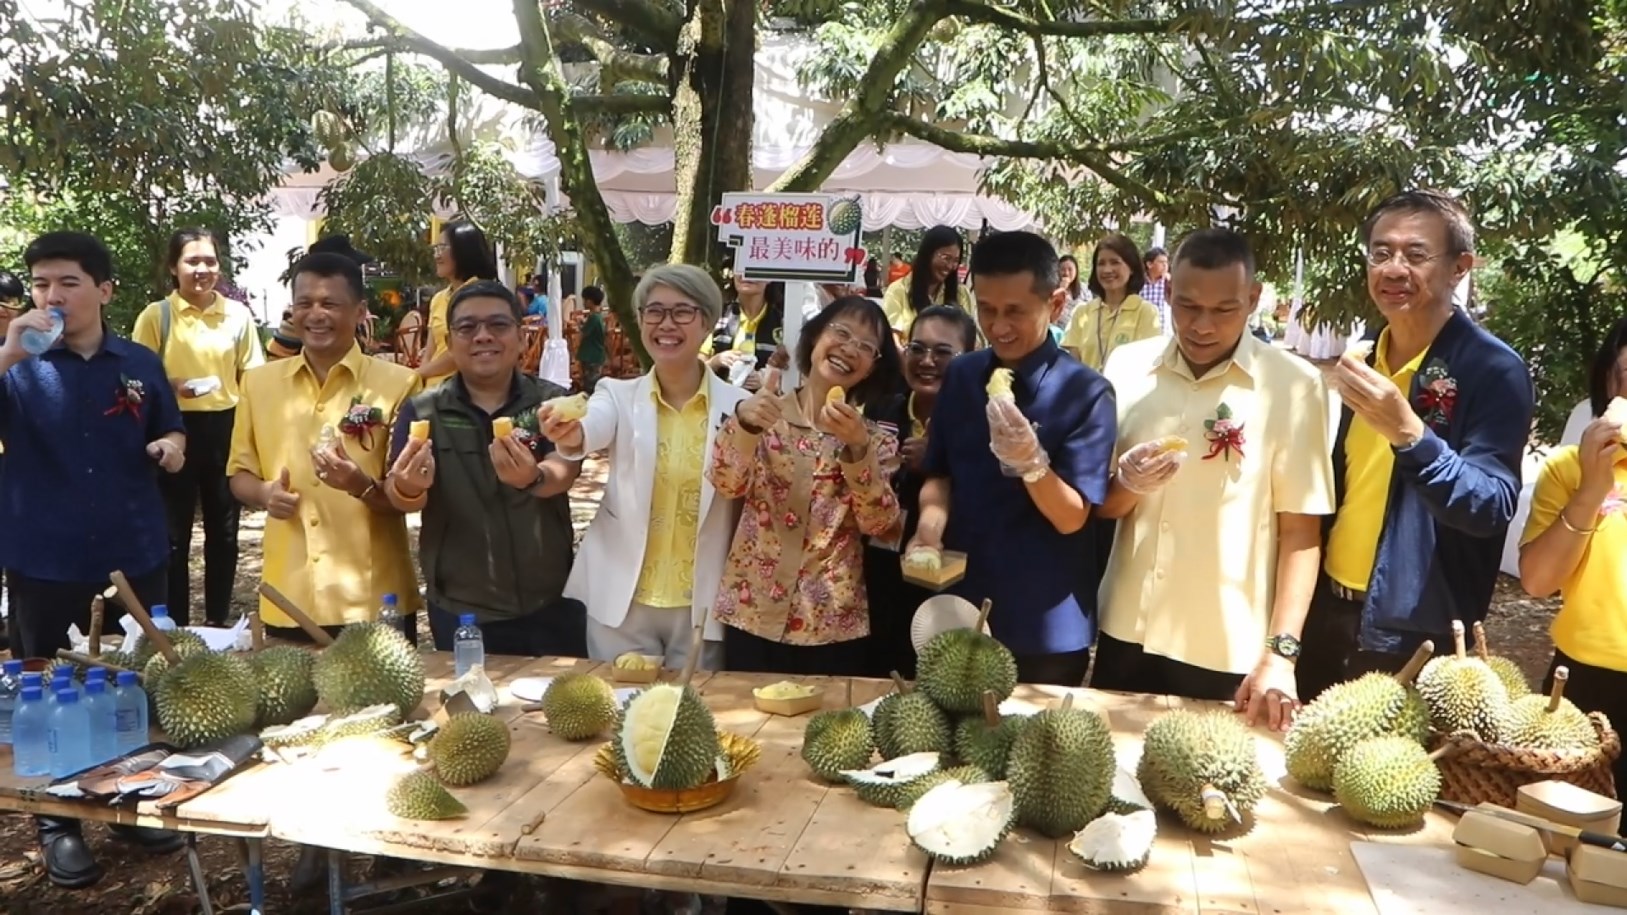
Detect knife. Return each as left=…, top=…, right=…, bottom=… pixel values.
left=1435, top=799, right=1627, bottom=852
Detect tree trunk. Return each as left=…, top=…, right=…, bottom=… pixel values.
left=668, top=0, right=756, bottom=269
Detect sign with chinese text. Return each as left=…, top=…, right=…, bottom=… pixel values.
left=712, top=193, right=865, bottom=283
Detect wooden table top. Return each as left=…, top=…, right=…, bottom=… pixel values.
left=0, top=654, right=1460, bottom=912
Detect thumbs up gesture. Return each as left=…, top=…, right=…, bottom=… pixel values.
left=263, top=467, right=302, bottom=520
left=736, top=368, right=784, bottom=433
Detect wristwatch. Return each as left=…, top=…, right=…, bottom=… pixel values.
left=1265, top=633, right=1302, bottom=661
left=1020, top=467, right=1049, bottom=484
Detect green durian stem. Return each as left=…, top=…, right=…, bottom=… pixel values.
left=845, top=680, right=854, bottom=709
left=56, top=648, right=137, bottom=675
left=1058, top=693, right=1075, bottom=712
left=258, top=582, right=336, bottom=647
left=1472, top=621, right=1492, bottom=661
left=890, top=671, right=910, bottom=694
left=982, top=691, right=1001, bottom=727
left=1200, top=784, right=1227, bottom=821
left=1549, top=667, right=1569, bottom=714
left=1427, top=745, right=1454, bottom=763
left=1397, top=640, right=1434, bottom=686
left=1450, top=620, right=1467, bottom=660
left=679, top=622, right=704, bottom=687
left=89, top=595, right=104, bottom=657
left=250, top=610, right=265, bottom=653
left=976, top=599, right=993, bottom=633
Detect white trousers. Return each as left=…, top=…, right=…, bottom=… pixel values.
left=586, top=602, right=724, bottom=672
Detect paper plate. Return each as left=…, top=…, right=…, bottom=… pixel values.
left=909, top=594, right=983, bottom=653
left=509, top=677, right=552, bottom=703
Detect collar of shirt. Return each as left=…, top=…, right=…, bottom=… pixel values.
left=991, top=334, right=1063, bottom=399
left=1373, top=326, right=1430, bottom=376
left=452, top=370, right=526, bottom=416
left=43, top=323, right=135, bottom=363
left=648, top=374, right=711, bottom=412
left=289, top=342, right=368, bottom=386
left=1149, top=332, right=1260, bottom=383
left=167, top=290, right=226, bottom=317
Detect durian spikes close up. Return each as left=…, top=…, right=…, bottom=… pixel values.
left=1472, top=621, right=1532, bottom=696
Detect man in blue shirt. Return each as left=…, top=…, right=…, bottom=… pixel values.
left=910, top=231, right=1117, bottom=686
left=0, top=232, right=187, bottom=886
left=1298, top=191, right=1534, bottom=700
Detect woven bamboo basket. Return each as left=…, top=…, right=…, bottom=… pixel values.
left=1431, top=712, right=1621, bottom=807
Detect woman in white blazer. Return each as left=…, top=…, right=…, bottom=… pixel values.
left=542, top=264, right=747, bottom=671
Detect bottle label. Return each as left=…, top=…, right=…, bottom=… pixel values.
left=47, top=729, right=59, bottom=754
left=116, top=708, right=139, bottom=730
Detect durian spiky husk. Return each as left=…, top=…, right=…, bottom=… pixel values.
left=428, top=713, right=512, bottom=786
left=593, top=730, right=760, bottom=785
left=1137, top=709, right=1266, bottom=834
left=1332, top=735, right=1442, bottom=828
left=1285, top=673, right=1430, bottom=792
left=251, top=645, right=318, bottom=728
left=386, top=770, right=467, bottom=820
left=1418, top=654, right=1509, bottom=741
left=133, top=629, right=208, bottom=669
left=616, top=684, right=720, bottom=790
left=1068, top=808, right=1157, bottom=872
left=312, top=621, right=426, bottom=718
left=953, top=712, right=1026, bottom=779
left=915, top=627, right=1018, bottom=714
left=541, top=673, right=618, bottom=741
left=801, top=708, right=874, bottom=781
left=894, top=764, right=990, bottom=810
left=1499, top=695, right=1600, bottom=750
left=1007, top=706, right=1114, bottom=838
left=872, top=690, right=951, bottom=759
left=841, top=752, right=942, bottom=808
left=153, top=651, right=259, bottom=749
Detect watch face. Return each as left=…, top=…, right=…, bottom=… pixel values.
left=1271, top=635, right=1302, bottom=659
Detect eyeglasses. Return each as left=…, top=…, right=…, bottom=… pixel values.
left=826, top=323, right=881, bottom=361
left=904, top=342, right=961, bottom=362
left=640, top=304, right=702, bottom=326
left=1366, top=248, right=1445, bottom=269
left=431, top=242, right=451, bottom=254
left=450, top=316, right=518, bottom=338
left=0, top=301, right=23, bottom=312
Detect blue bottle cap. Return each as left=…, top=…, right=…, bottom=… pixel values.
left=85, top=667, right=107, bottom=681
left=3, top=660, right=22, bottom=676
left=383, top=593, right=398, bottom=606
left=51, top=671, right=72, bottom=684
left=20, top=687, right=41, bottom=701
left=151, top=604, right=169, bottom=618
left=20, top=672, right=42, bottom=686
left=116, top=671, right=138, bottom=687
left=85, top=679, right=106, bottom=694
left=56, top=690, right=79, bottom=704
left=459, top=613, right=476, bottom=626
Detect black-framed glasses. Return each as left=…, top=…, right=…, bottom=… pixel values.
left=1365, top=248, right=1445, bottom=269
left=640, top=304, right=702, bottom=326
left=827, top=323, right=881, bottom=361
left=904, top=342, right=961, bottom=362
left=451, top=316, right=519, bottom=338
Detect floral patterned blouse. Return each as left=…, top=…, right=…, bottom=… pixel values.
left=709, top=389, right=902, bottom=646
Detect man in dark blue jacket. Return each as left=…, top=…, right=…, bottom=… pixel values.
left=1297, top=190, right=1534, bottom=701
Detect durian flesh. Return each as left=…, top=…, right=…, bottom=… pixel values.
left=906, top=780, right=1015, bottom=866
left=754, top=681, right=819, bottom=701
left=617, top=684, right=721, bottom=790
left=1069, top=808, right=1157, bottom=872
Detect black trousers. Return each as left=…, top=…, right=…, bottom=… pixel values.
left=1544, top=650, right=1627, bottom=794
left=722, top=625, right=869, bottom=677
left=160, top=409, right=241, bottom=626
left=10, top=566, right=167, bottom=662
left=1014, top=648, right=1092, bottom=687
left=427, top=598, right=588, bottom=658
left=1295, top=578, right=1452, bottom=702
left=1090, top=632, right=1244, bottom=701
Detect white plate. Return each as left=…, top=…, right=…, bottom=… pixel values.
left=509, top=676, right=644, bottom=706
left=909, top=594, right=983, bottom=653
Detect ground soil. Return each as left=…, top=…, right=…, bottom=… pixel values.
left=0, top=456, right=1563, bottom=913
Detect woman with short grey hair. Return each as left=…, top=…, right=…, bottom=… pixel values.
left=541, top=262, right=746, bottom=670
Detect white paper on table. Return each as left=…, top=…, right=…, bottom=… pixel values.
left=66, top=624, right=123, bottom=657
left=508, top=676, right=646, bottom=706
left=120, top=616, right=250, bottom=655
left=1349, top=842, right=1583, bottom=914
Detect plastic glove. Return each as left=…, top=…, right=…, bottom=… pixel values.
left=1115, top=438, right=1186, bottom=495
left=986, top=397, right=1050, bottom=478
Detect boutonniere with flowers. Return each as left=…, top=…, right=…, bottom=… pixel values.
left=104, top=375, right=145, bottom=422
left=337, top=396, right=385, bottom=450
left=1601, top=486, right=1626, bottom=519
left=1415, top=358, right=1458, bottom=429
left=1203, top=402, right=1246, bottom=463
left=510, top=407, right=546, bottom=456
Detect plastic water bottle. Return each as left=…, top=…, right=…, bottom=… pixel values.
left=379, top=593, right=402, bottom=631
left=150, top=604, right=177, bottom=632
left=48, top=672, right=75, bottom=705
left=48, top=689, right=89, bottom=778
left=0, top=660, right=23, bottom=745
left=12, top=687, right=49, bottom=777
left=19, top=307, right=65, bottom=355
left=453, top=614, right=484, bottom=678
left=113, top=671, right=149, bottom=753
left=82, top=678, right=118, bottom=764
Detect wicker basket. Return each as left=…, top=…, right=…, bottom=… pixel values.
left=1431, top=712, right=1621, bottom=807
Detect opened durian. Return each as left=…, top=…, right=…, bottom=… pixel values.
left=894, top=764, right=991, bottom=811
left=541, top=673, right=618, bottom=740
left=872, top=674, right=951, bottom=759
left=1068, top=808, right=1157, bottom=872
left=251, top=645, right=318, bottom=728
left=617, top=683, right=721, bottom=790
left=1473, top=621, right=1531, bottom=697
left=841, top=752, right=941, bottom=808
left=801, top=683, right=873, bottom=781
left=427, top=714, right=512, bottom=786
left=386, top=770, right=467, bottom=820
left=1332, top=735, right=1444, bottom=828
left=1007, top=695, right=1115, bottom=838
left=1138, top=709, right=1266, bottom=833
left=313, top=621, right=426, bottom=719
left=1285, top=641, right=1434, bottom=792
left=953, top=692, right=1026, bottom=779
left=1417, top=621, right=1508, bottom=741
left=916, top=602, right=1017, bottom=714
left=1498, top=666, right=1600, bottom=750
left=906, top=780, right=1015, bottom=866
left=153, top=651, right=260, bottom=749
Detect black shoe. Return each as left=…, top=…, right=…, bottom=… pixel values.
left=107, top=823, right=186, bottom=854
left=40, top=829, right=102, bottom=889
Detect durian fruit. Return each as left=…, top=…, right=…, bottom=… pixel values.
left=617, top=683, right=721, bottom=790
left=1417, top=621, right=1509, bottom=741
left=142, top=638, right=209, bottom=685
left=319, top=704, right=403, bottom=744
left=312, top=621, right=427, bottom=718
left=251, top=646, right=318, bottom=728
left=1007, top=695, right=1115, bottom=838
left=386, top=770, right=467, bottom=820
left=1285, top=641, right=1435, bottom=792
left=872, top=673, right=951, bottom=760
left=953, top=691, right=1026, bottom=779
left=894, top=764, right=990, bottom=811
left=1107, top=765, right=1156, bottom=815
left=427, top=713, right=512, bottom=786
left=96, top=650, right=141, bottom=674
left=916, top=601, right=1017, bottom=714
left=1473, top=622, right=1531, bottom=697
left=801, top=683, right=874, bottom=781
left=260, top=714, right=329, bottom=749
left=153, top=652, right=259, bottom=749
left=133, top=629, right=208, bottom=669
left=1068, top=809, right=1157, bottom=872
left=1138, top=709, right=1266, bottom=834
left=841, top=752, right=942, bottom=808
left=905, top=780, right=1015, bottom=866
left=1498, top=666, right=1600, bottom=751
left=540, top=673, right=618, bottom=740
left=1332, top=735, right=1445, bottom=828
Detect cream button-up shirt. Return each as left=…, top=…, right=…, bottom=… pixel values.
left=1099, top=334, right=1336, bottom=674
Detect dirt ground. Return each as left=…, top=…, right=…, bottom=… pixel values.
left=0, top=456, right=1563, bottom=913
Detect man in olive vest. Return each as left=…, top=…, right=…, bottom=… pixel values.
left=384, top=280, right=586, bottom=655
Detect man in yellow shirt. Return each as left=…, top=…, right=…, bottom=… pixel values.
left=228, top=252, right=422, bottom=636
left=1092, top=229, right=1334, bottom=729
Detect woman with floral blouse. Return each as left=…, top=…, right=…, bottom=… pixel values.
left=709, top=296, right=904, bottom=675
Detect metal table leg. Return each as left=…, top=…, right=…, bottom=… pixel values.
left=185, top=834, right=216, bottom=915
left=245, top=837, right=267, bottom=915
left=329, top=848, right=345, bottom=915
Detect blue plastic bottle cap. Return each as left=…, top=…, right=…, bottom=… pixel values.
left=116, top=671, right=138, bottom=687
left=459, top=613, right=476, bottom=626
left=85, top=667, right=106, bottom=681
left=20, top=687, right=41, bottom=701
left=20, top=673, right=41, bottom=686
left=151, top=605, right=169, bottom=617
left=383, top=593, right=398, bottom=606
left=85, top=680, right=106, bottom=695
left=51, top=672, right=71, bottom=685
left=3, top=660, right=21, bottom=676
left=57, top=690, right=79, bottom=704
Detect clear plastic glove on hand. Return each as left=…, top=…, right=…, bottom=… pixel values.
left=1116, top=438, right=1186, bottom=495
left=986, top=397, right=1050, bottom=478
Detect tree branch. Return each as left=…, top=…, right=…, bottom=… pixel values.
left=337, top=37, right=521, bottom=66
left=570, top=0, right=683, bottom=52
left=336, top=0, right=539, bottom=109
left=941, top=0, right=1182, bottom=39
left=570, top=93, right=669, bottom=116
left=551, top=11, right=670, bottom=86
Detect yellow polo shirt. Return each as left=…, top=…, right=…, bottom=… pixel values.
left=1521, top=446, right=1627, bottom=670
left=632, top=382, right=711, bottom=608
left=228, top=344, right=422, bottom=628
left=424, top=278, right=476, bottom=388
left=1061, top=295, right=1160, bottom=371
left=132, top=292, right=264, bottom=412
left=1100, top=335, right=1336, bottom=674
left=880, top=277, right=975, bottom=334
left=1324, top=329, right=1428, bottom=591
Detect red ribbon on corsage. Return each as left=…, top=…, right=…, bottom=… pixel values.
left=337, top=396, right=385, bottom=451
left=1203, top=402, right=1246, bottom=463
left=103, top=375, right=145, bottom=422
